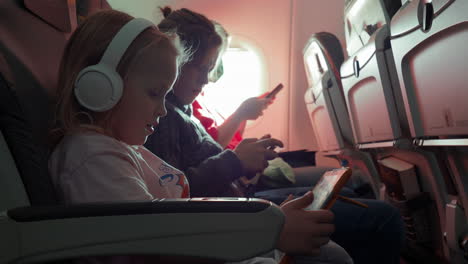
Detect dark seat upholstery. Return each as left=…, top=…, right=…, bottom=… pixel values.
left=0, top=0, right=113, bottom=207
left=0, top=0, right=78, bottom=207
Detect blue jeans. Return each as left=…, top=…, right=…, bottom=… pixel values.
left=255, top=187, right=404, bottom=264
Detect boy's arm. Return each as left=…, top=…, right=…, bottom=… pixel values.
left=144, top=104, right=183, bottom=170
left=237, top=120, right=247, bottom=136
left=185, top=149, right=245, bottom=197
left=216, top=96, right=269, bottom=148
left=145, top=105, right=246, bottom=197
left=216, top=111, right=244, bottom=148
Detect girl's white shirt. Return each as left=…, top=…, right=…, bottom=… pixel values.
left=49, top=131, right=190, bottom=204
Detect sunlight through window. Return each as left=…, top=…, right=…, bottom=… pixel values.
left=201, top=47, right=264, bottom=120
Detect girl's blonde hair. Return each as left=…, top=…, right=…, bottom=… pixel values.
left=51, top=10, right=187, bottom=147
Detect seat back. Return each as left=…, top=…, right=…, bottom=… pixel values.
left=390, top=0, right=468, bottom=260
left=0, top=0, right=113, bottom=211
left=303, top=32, right=352, bottom=152
left=341, top=0, right=407, bottom=147
left=0, top=0, right=80, bottom=211
left=303, top=32, right=382, bottom=197
left=344, top=0, right=401, bottom=57
left=391, top=0, right=468, bottom=139
left=340, top=2, right=464, bottom=261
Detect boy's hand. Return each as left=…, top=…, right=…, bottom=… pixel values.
left=258, top=92, right=276, bottom=105
left=277, top=191, right=335, bottom=256
left=234, top=137, right=283, bottom=173
left=235, top=97, right=270, bottom=121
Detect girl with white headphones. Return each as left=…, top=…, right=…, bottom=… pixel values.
left=49, top=9, right=194, bottom=262
left=50, top=9, right=191, bottom=219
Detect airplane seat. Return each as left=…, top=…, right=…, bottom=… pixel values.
left=341, top=0, right=406, bottom=146
left=390, top=0, right=468, bottom=261
left=0, top=0, right=114, bottom=209
left=303, top=32, right=382, bottom=198
left=0, top=1, right=283, bottom=263
left=0, top=0, right=114, bottom=210
left=340, top=0, right=462, bottom=262
left=0, top=0, right=78, bottom=210
left=343, top=0, right=402, bottom=58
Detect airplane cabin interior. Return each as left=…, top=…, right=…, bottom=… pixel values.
left=0, top=0, right=467, bottom=263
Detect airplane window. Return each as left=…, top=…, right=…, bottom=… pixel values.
left=201, top=46, right=265, bottom=120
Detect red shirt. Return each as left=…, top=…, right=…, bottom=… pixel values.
left=192, top=100, right=243, bottom=150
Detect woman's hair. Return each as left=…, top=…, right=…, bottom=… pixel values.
left=158, top=7, right=222, bottom=66
left=51, top=9, right=187, bottom=147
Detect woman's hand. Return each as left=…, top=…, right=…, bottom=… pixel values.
left=277, top=191, right=335, bottom=256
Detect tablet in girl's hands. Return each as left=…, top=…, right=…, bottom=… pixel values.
left=305, top=167, right=352, bottom=210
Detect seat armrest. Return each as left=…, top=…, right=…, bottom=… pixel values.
left=1, top=198, right=284, bottom=263
left=7, top=197, right=273, bottom=221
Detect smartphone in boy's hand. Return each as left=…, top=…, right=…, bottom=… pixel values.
left=265, top=83, right=284, bottom=99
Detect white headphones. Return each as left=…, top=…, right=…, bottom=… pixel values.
left=74, top=18, right=155, bottom=112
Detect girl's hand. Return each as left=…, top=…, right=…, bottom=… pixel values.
left=277, top=191, right=335, bottom=256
